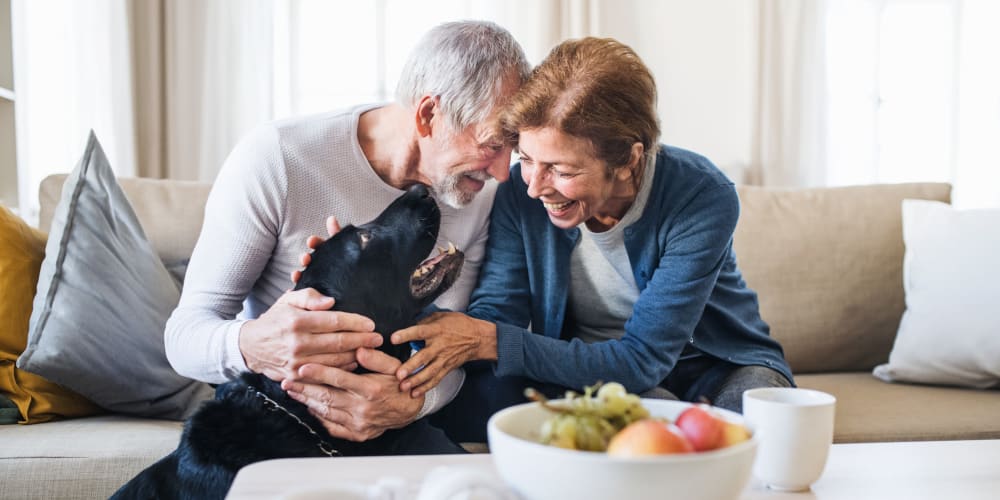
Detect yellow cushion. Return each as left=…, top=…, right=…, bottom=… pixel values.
left=0, top=205, right=103, bottom=423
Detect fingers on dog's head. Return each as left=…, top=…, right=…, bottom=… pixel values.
left=281, top=288, right=335, bottom=310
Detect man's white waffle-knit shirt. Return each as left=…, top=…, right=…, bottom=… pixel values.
left=165, top=104, right=496, bottom=416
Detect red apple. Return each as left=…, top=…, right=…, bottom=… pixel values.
left=675, top=405, right=726, bottom=451
left=607, top=419, right=694, bottom=456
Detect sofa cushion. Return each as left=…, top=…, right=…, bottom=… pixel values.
left=733, top=183, right=951, bottom=373
left=39, top=175, right=212, bottom=267
left=873, top=200, right=1000, bottom=389
left=0, top=415, right=182, bottom=500
left=0, top=205, right=104, bottom=423
left=796, top=372, right=1000, bottom=443
left=17, top=132, right=214, bottom=419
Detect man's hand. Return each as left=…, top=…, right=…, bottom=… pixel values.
left=282, top=348, right=425, bottom=441
left=390, top=312, right=498, bottom=397
left=290, top=216, right=340, bottom=284
left=239, top=288, right=381, bottom=382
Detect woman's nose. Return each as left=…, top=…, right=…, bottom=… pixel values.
left=524, top=166, right=548, bottom=199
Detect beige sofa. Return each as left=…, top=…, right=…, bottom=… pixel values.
left=2, top=176, right=999, bottom=499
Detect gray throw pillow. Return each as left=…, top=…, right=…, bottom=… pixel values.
left=17, top=131, right=214, bottom=419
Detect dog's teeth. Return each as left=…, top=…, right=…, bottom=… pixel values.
left=412, top=269, right=422, bottom=278
left=447, top=242, right=457, bottom=254
left=437, top=246, right=447, bottom=255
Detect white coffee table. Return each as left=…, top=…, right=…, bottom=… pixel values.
left=227, top=439, right=1000, bottom=499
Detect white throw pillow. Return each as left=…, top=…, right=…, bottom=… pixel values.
left=873, top=200, right=1000, bottom=389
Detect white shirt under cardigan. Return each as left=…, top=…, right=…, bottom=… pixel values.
left=568, top=156, right=655, bottom=344
left=165, top=104, right=496, bottom=417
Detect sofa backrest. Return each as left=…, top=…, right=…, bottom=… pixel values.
left=39, top=174, right=952, bottom=374
left=734, top=183, right=951, bottom=373
left=39, top=174, right=213, bottom=265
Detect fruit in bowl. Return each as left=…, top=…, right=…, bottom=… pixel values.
left=534, top=383, right=650, bottom=451
left=674, top=403, right=756, bottom=452
left=607, top=419, right=694, bottom=456
left=487, top=386, right=757, bottom=500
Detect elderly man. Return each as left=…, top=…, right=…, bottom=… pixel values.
left=165, top=21, right=530, bottom=452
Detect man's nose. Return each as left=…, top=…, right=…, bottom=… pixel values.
left=486, top=149, right=513, bottom=183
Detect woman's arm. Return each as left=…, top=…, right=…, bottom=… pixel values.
left=394, top=174, right=740, bottom=395
left=390, top=175, right=534, bottom=393
left=495, top=182, right=741, bottom=392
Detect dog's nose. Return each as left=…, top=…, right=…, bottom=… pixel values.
left=408, top=184, right=430, bottom=199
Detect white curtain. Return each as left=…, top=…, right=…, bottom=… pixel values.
left=752, top=0, right=999, bottom=207
left=12, top=0, right=605, bottom=216
left=953, top=0, right=1000, bottom=208
left=13, top=0, right=137, bottom=219
left=747, top=0, right=829, bottom=187
left=148, top=0, right=603, bottom=181
left=162, top=0, right=274, bottom=181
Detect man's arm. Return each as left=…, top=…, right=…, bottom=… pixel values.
left=164, top=125, right=380, bottom=384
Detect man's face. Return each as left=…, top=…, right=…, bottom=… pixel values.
left=425, top=112, right=513, bottom=209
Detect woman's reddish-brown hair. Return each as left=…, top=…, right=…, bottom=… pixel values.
left=501, top=37, right=660, bottom=169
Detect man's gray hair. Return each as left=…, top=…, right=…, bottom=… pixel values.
left=396, top=21, right=531, bottom=132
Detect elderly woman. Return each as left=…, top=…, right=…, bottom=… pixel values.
left=391, top=37, right=793, bottom=429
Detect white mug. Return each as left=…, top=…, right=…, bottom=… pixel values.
left=742, top=387, right=836, bottom=491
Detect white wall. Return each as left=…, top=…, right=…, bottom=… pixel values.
left=598, top=0, right=756, bottom=180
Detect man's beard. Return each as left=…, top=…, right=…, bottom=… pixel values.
left=432, top=170, right=493, bottom=209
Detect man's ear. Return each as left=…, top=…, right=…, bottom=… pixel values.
left=415, top=96, right=438, bottom=137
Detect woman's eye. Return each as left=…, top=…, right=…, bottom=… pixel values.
left=552, top=167, right=576, bottom=179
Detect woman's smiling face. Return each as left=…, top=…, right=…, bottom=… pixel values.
left=518, top=127, right=640, bottom=232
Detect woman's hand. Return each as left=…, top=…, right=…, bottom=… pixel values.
left=281, top=348, right=424, bottom=442
left=390, top=312, right=498, bottom=397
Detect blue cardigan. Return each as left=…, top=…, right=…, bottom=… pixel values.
left=466, top=145, right=793, bottom=393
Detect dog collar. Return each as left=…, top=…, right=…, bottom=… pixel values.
left=246, top=385, right=341, bottom=457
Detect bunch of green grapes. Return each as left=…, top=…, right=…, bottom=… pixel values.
left=532, top=382, right=650, bottom=452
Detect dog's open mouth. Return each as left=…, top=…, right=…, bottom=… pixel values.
left=410, top=242, right=465, bottom=299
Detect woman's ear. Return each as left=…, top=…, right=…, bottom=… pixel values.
left=616, top=142, right=645, bottom=181
left=629, top=142, right=645, bottom=169
left=415, top=96, right=438, bottom=137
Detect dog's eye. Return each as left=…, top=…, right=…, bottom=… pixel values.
left=358, top=230, right=372, bottom=250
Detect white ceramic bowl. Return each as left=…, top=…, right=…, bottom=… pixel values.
left=487, top=399, right=757, bottom=500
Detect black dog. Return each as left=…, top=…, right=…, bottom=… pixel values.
left=111, top=185, right=464, bottom=499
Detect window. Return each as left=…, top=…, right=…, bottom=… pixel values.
left=274, top=0, right=522, bottom=119
left=826, top=0, right=1000, bottom=207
